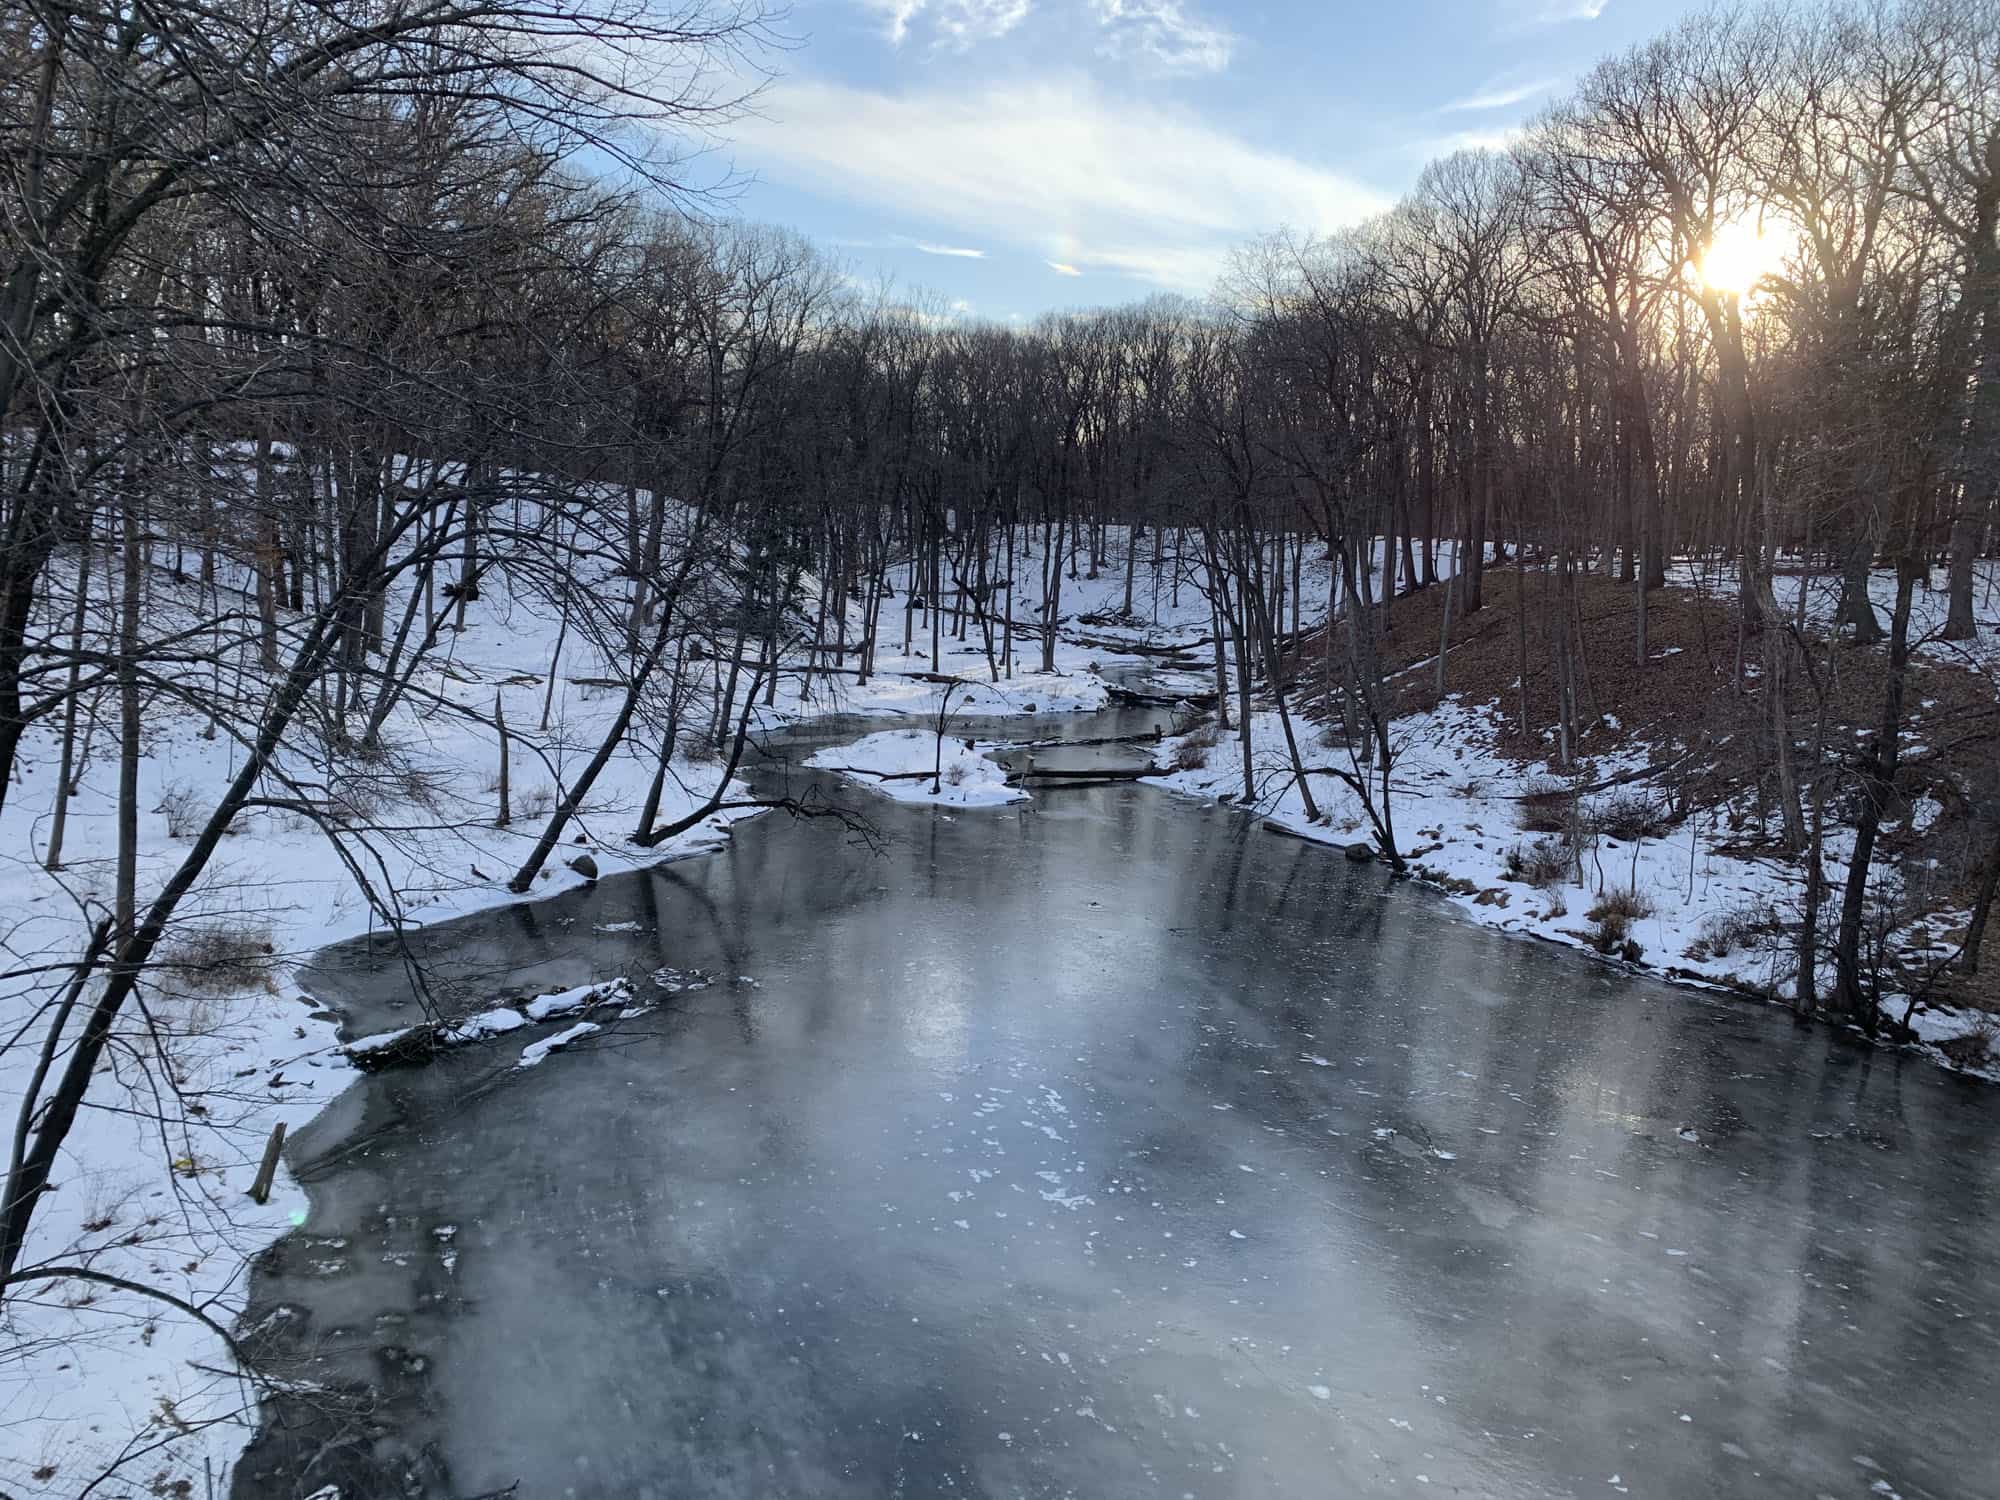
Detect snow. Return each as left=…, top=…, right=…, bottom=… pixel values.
left=6, top=529, right=1995, bottom=1494
left=442, top=1007, right=530, bottom=1043
left=517, top=1021, right=600, bottom=1068
left=0, top=555, right=760, bottom=1492
left=342, top=979, right=635, bottom=1066
left=1147, top=678, right=2000, bottom=1080
left=1, top=517, right=1225, bottom=1495
left=523, top=979, right=627, bottom=1022
left=1667, top=555, right=2000, bottom=675
left=805, top=729, right=1026, bottom=807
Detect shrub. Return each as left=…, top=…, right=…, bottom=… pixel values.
left=1170, top=726, right=1217, bottom=773
left=157, top=782, right=202, bottom=838
left=1592, top=790, right=1675, bottom=842
left=1940, top=1015, right=1997, bottom=1071
left=518, top=783, right=556, bottom=818
left=157, top=922, right=277, bottom=992
left=1585, top=886, right=1653, bottom=954
left=1506, top=837, right=1571, bottom=889
left=1684, top=900, right=1781, bottom=962
left=1588, top=886, right=1655, bottom=924
left=1516, top=776, right=1576, bottom=833
left=326, top=777, right=385, bottom=827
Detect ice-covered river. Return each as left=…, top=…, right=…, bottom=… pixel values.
left=236, top=700, right=2000, bottom=1499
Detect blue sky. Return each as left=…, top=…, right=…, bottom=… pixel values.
left=686, top=0, right=1710, bottom=319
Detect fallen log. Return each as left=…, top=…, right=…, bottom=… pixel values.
left=811, top=766, right=939, bottom=782
left=1006, top=728, right=1166, bottom=749
left=1013, top=773, right=1156, bottom=789
left=1062, top=631, right=1212, bottom=660
left=1106, top=683, right=1217, bottom=708
left=1011, top=765, right=1158, bottom=785
left=345, top=978, right=635, bottom=1072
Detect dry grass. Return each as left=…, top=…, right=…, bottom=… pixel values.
left=156, top=922, right=278, bottom=993
left=1593, top=789, right=1677, bottom=841
left=1685, top=899, right=1782, bottom=962
left=156, top=782, right=203, bottom=838
left=1585, top=886, right=1653, bottom=959
left=1506, top=837, right=1572, bottom=889
left=1170, top=725, right=1217, bottom=773
left=1516, top=776, right=1576, bottom=833
left=1939, top=1014, right=1997, bottom=1070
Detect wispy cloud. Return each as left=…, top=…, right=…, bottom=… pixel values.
left=1502, top=0, right=1606, bottom=29
left=725, top=74, right=1388, bottom=294
left=1091, top=0, right=1234, bottom=73
left=914, top=240, right=987, bottom=258
left=863, top=0, right=924, bottom=43
left=1419, top=124, right=1531, bottom=157
left=1046, top=260, right=1083, bottom=276
left=1443, top=74, right=1559, bottom=113
left=860, top=0, right=1032, bottom=49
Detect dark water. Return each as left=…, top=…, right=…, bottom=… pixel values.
left=236, top=706, right=2000, bottom=1500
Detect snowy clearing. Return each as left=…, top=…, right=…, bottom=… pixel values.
left=805, top=729, right=1026, bottom=807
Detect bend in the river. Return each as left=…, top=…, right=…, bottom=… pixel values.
left=233, top=694, right=2000, bottom=1500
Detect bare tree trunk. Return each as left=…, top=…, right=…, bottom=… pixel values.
left=1210, top=592, right=1231, bottom=732
left=635, top=638, right=692, bottom=840
left=541, top=581, right=570, bottom=732
left=494, top=691, right=511, bottom=828
left=115, top=502, right=142, bottom=942
left=1837, top=535, right=1884, bottom=643
left=45, top=512, right=93, bottom=871
left=1832, top=563, right=1918, bottom=1022
left=1961, top=824, right=2000, bottom=975
left=1942, top=491, right=1987, bottom=641
left=255, top=437, right=281, bottom=669
left=1040, top=513, right=1062, bottom=673
left=1794, top=646, right=1834, bottom=1013
left=507, top=577, right=696, bottom=891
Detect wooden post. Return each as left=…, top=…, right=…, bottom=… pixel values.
left=249, top=1122, right=287, bottom=1205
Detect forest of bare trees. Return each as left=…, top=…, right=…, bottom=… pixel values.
left=4, top=0, right=2000, bottom=1478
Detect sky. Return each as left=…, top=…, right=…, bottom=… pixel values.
left=678, top=0, right=1711, bottom=320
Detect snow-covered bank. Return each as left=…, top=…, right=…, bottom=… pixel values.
left=0, top=530, right=1180, bottom=1496
left=44, top=525, right=1991, bottom=1497
left=805, top=729, right=1026, bottom=807
left=0, top=598, right=762, bottom=1497
left=1147, top=692, right=2000, bottom=1085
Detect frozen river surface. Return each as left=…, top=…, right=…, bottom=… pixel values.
left=237, top=712, right=2000, bottom=1499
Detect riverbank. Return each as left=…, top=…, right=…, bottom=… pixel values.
left=1143, top=559, right=2000, bottom=1085
left=0, top=554, right=1126, bottom=1499
left=9, top=540, right=1997, bottom=1496
left=224, top=701, right=2000, bottom=1500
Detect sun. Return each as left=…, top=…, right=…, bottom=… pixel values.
left=1698, top=218, right=1791, bottom=299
